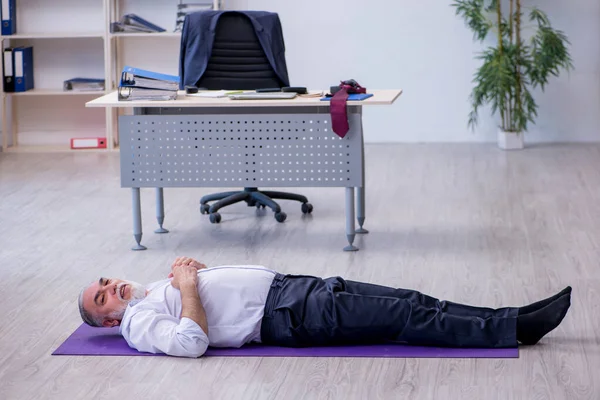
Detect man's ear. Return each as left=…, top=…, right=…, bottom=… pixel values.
left=102, top=319, right=120, bottom=327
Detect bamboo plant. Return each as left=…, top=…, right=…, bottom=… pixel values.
left=452, top=0, right=573, bottom=134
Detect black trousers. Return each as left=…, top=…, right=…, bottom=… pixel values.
left=260, top=274, right=518, bottom=348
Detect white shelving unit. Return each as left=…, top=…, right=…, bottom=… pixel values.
left=1, top=32, right=105, bottom=39
left=110, top=32, right=182, bottom=38
left=1, top=0, right=223, bottom=153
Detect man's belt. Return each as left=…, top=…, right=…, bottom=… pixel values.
left=329, top=79, right=367, bottom=138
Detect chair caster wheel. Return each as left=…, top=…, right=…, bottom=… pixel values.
left=274, top=212, right=287, bottom=223
left=200, top=204, right=210, bottom=214
left=301, top=203, right=313, bottom=214
left=209, top=213, right=221, bottom=223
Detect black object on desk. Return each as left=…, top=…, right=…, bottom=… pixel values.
left=283, top=86, right=307, bottom=94
left=256, top=88, right=282, bottom=93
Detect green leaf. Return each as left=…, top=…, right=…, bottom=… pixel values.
left=468, top=46, right=516, bottom=131
left=529, top=7, right=550, bottom=27
left=452, top=0, right=493, bottom=41
left=528, top=23, right=574, bottom=89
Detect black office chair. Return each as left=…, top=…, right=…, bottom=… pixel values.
left=181, top=12, right=312, bottom=223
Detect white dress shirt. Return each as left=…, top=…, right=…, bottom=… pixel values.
left=119, top=265, right=276, bottom=357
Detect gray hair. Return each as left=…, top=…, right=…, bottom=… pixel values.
left=78, top=286, right=102, bottom=327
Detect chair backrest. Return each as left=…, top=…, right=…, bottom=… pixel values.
left=196, top=13, right=284, bottom=90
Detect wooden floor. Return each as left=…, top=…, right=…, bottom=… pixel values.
left=0, top=143, right=599, bottom=400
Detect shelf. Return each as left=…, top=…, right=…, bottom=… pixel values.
left=1, top=32, right=104, bottom=39
left=110, top=32, right=181, bottom=38
left=0, top=1, right=223, bottom=153
left=6, top=89, right=107, bottom=97
left=4, top=144, right=116, bottom=153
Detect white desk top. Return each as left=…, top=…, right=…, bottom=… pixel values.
left=85, top=89, right=402, bottom=108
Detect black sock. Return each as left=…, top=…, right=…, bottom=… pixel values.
left=518, top=286, right=572, bottom=315
left=517, top=292, right=571, bottom=345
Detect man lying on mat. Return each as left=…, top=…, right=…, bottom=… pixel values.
left=78, top=257, right=571, bottom=358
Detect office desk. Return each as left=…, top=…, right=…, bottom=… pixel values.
left=86, top=89, right=402, bottom=251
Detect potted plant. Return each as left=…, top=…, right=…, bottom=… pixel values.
left=452, top=0, right=574, bottom=149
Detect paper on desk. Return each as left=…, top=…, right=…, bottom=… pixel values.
left=187, top=90, right=245, bottom=98
left=299, top=90, right=324, bottom=98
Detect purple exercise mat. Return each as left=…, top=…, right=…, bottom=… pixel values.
left=52, top=324, right=518, bottom=358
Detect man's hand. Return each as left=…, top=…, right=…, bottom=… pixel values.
left=168, top=256, right=207, bottom=279
left=170, top=263, right=209, bottom=337
left=170, top=264, right=199, bottom=291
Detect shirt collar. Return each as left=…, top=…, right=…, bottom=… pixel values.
left=128, top=298, right=144, bottom=308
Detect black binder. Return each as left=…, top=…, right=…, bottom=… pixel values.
left=3, top=47, right=14, bottom=92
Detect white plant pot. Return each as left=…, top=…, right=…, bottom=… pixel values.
left=497, top=129, right=524, bottom=150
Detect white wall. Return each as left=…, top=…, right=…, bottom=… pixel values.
left=227, top=0, right=600, bottom=143
left=5, top=0, right=599, bottom=145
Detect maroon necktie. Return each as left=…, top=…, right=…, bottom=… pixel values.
left=330, top=88, right=350, bottom=138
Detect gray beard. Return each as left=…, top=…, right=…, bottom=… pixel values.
left=110, top=280, right=147, bottom=320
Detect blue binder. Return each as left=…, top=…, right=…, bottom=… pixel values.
left=1, top=0, right=16, bottom=35
left=121, top=66, right=179, bottom=85
left=13, top=46, right=34, bottom=92
left=320, top=93, right=374, bottom=101
left=120, top=66, right=179, bottom=91
left=122, top=14, right=165, bottom=33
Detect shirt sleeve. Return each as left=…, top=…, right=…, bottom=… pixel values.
left=123, top=310, right=209, bottom=358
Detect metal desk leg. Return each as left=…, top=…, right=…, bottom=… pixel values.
left=131, top=188, right=147, bottom=251
left=154, top=188, right=169, bottom=234
left=344, top=187, right=359, bottom=251
left=356, top=107, right=368, bottom=234
left=356, top=186, right=369, bottom=234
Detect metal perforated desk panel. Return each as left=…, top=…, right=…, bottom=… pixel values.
left=86, top=90, right=403, bottom=251
left=119, top=113, right=363, bottom=188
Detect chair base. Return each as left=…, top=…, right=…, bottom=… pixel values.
left=200, top=187, right=313, bottom=223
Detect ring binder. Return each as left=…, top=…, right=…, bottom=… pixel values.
left=118, top=66, right=179, bottom=101
left=70, top=137, right=107, bottom=149
left=13, top=46, right=34, bottom=92
left=1, top=0, right=16, bottom=35
left=3, top=47, right=14, bottom=92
